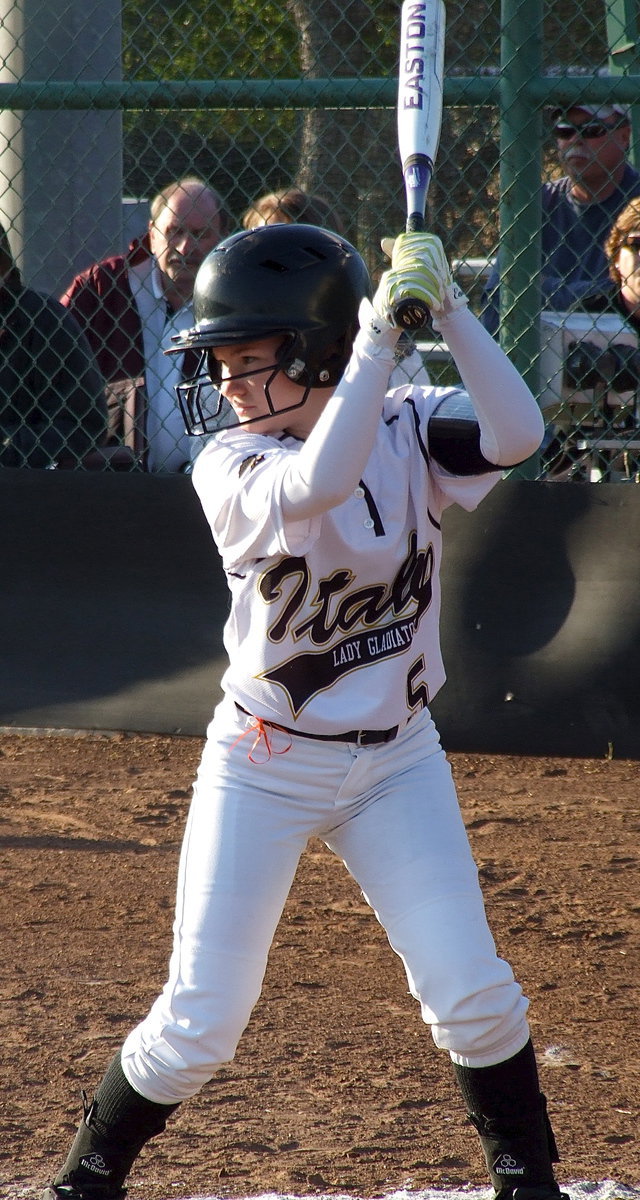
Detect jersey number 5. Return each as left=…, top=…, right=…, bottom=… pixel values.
left=407, top=656, right=429, bottom=713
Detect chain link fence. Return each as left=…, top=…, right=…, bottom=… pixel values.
left=1, top=0, right=639, bottom=478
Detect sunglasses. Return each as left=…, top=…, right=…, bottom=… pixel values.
left=622, top=233, right=640, bottom=251
left=553, top=120, right=625, bottom=141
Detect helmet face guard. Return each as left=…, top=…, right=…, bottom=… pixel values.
left=168, top=223, right=370, bottom=434
left=175, top=351, right=230, bottom=436
left=176, top=335, right=313, bottom=435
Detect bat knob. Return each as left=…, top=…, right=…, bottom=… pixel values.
left=393, top=297, right=432, bottom=331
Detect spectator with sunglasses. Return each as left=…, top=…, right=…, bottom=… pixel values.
left=481, top=97, right=640, bottom=336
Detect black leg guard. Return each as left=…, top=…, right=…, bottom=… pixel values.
left=51, top=1052, right=180, bottom=1198
left=453, top=1039, right=565, bottom=1200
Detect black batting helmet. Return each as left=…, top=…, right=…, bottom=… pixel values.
left=169, top=223, right=371, bottom=434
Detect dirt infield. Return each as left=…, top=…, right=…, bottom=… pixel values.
left=0, top=731, right=638, bottom=1199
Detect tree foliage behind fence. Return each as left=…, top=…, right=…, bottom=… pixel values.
left=120, top=0, right=609, bottom=262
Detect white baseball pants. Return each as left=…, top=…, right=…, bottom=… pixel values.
left=122, top=699, right=530, bottom=1104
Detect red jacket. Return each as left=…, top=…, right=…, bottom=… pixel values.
left=59, top=236, right=152, bottom=384
left=60, top=237, right=198, bottom=469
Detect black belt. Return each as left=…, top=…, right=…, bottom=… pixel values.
left=235, top=703, right=400, bottom=747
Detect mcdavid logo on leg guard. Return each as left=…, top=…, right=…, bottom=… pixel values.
left=493, top=1152, right=526, bottom=1176
left=80, top=1153, right=111, bottom=1177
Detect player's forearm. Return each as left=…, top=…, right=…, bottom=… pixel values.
left=433, top=306, right=544, bottom=465
left=281, top=326, right=398, bottom=520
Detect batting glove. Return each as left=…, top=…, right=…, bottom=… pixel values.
left=376, top=232, right=467, bottom=322
left=357, top=296, right=403, bottom=357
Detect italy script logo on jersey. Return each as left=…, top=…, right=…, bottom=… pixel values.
left=257, top=530, right=434, bottom=715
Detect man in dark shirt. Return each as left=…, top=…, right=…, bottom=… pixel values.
left=482, top=99, right=640, bottom=336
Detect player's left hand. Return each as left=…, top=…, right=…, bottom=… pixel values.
left=379, top=232, right=468, bottom=319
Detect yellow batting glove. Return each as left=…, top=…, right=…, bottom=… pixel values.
left=376, top=232, right=467, bottom=322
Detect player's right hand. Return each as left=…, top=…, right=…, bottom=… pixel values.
left=375, top=232, right=467, bottom=322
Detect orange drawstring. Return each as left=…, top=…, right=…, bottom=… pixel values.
left=230, top=715, right=293, bottom=764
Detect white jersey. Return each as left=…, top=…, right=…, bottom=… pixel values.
left=192, top=381, right=500, bottom=734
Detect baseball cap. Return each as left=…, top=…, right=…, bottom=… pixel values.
left=551, top=101, right=631, bottom=122
left=551, top=70, right=631, bottom=122
left=566, top=102, right=630, bottom=120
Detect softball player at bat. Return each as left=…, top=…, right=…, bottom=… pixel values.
left=44, top=225, right=569, bottom=1200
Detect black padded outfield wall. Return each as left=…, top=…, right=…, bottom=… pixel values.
left=435, top=480, right=640, bottom=759
left=0, top=470, right=227, bottom=737
left=1, top=470, right=639, bottom=759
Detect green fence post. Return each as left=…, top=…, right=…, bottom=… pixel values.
left=499, top=0, right=543, bottom=478
left=606, top=0, right=640, bottom=167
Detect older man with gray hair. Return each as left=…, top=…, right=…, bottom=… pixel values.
left=60, top=177, right=227, bottom=471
